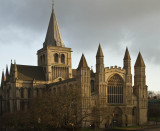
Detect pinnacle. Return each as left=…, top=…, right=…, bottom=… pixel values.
left=1, top=71, right=5, bottom=82
left=77, top=54, right=89, bottom=69
left=6, top=65, right=10, bottom=81
left=43, top=6, right=64, bottom=47
left=124, top=47, right=131, bottom=60
left=135, top=52, right=145, bottom=67
left=96, top=44, right=104, bottom=57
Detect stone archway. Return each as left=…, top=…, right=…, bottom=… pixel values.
left=112, top=107, right=123, bottom=127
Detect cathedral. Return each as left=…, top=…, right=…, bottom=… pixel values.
left=0, top=5, right=148, bottom=128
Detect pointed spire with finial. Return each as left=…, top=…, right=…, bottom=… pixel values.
left=77, top=54, right=89, bottom=69
left=135, top=52, right=145, bottom=67
left=43, top=3, right=64, bottom=47
left=96, top=44, right=104, bottom=57
left=10, top=60, right=13, bottom=77
left=124, top=47, right=131, bottom=60
left=13, top=60, right=18, bottom=78
left=6, top=65, right=10, bottom=81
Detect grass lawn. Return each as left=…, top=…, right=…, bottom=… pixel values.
left=149, top=117, right=160, bottom=122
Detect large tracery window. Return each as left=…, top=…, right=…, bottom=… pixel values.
left=107, top=74, right=124, bottom=104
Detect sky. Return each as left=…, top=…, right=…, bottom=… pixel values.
left=0, top=0, right=160, bottom=91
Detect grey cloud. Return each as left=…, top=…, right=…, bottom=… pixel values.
left=0, top=0, right=160, bottom=65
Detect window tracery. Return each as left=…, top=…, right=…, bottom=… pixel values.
left=107, top=74, right=124, bottom=104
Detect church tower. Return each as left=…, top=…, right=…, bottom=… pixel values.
left=77, top=54, right=90, bottom=97
left=123, top=47, right=132, bottom=105
left=134, top=52, right=147, bottom=125
left=37, top=5, right=72, bottom=82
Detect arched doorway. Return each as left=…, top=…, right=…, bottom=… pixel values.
left=112, top=107, right=123, bottom=127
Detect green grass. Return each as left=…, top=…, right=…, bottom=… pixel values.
left=149, top=117, right=160, bottom=122
left=77, top=124, right=160, bottom=131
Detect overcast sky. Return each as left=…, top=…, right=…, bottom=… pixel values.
left=0, top=0, right=160, bottom=91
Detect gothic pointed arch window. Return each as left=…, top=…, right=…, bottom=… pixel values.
left=54, top=53, right=58, bottom=63
left=61, top=54, right=65, bottom=63
left=107, top=74, right=124, bottom=104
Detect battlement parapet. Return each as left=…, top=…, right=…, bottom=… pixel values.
left=105, top=66, right=126, bottom=74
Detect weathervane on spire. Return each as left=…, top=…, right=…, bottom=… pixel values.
left=52, top=0, right=54, bottom=6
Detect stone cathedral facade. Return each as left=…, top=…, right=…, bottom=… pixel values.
left=0, top=6, right=148, bottom=128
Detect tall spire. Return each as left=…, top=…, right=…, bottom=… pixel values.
left=77, top=54, right=89, bottom=69
left=96, top=44, right=104, bottom=57
left=124, top=47, right=131, bottom=60
left=135, top=52, right=145, bottom=67
left=43, top=4, right=64, bottom=47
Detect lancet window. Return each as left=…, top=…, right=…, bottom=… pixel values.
left=54, top=53, right=58, bottom=63
left=61, top=54, right=65, bottom=63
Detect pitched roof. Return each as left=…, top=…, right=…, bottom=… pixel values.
left=77, top=54, right=89, bottom=69
left=96, top=44, right=104, bottom=57
left=47, top=78, right=77, bottom=87
left=43, top=5, right=64, bottom=47
left=16, top=65, right=46, bottom=81
left=124, top=47, right=131, bottom=60
left=135, top=52, right=145, bottom=67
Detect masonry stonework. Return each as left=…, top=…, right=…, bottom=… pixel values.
left=0, top=6, right=148, bottom=128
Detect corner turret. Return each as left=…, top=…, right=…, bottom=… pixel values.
left=96, top=44, right=104, bottom=82
left=134, top=52, right=147, bottom=125
left=123, top=47, right=132, bottom=105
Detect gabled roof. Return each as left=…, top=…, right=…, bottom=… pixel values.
left=124, top=47, right=131, bottom=60
left=16, top=65, right=46, bottom=81
left=96, top=44, right=104, bottom=57
left=77, top=54, right=89, bottom=69
left=43, top=5, right=64, bottom=47
left=135, top=52, right=145, bottom=67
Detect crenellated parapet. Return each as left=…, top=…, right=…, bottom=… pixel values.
left=105, top=66, right=126, bottom=74
left=105, top=66, right=126, bottom=82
